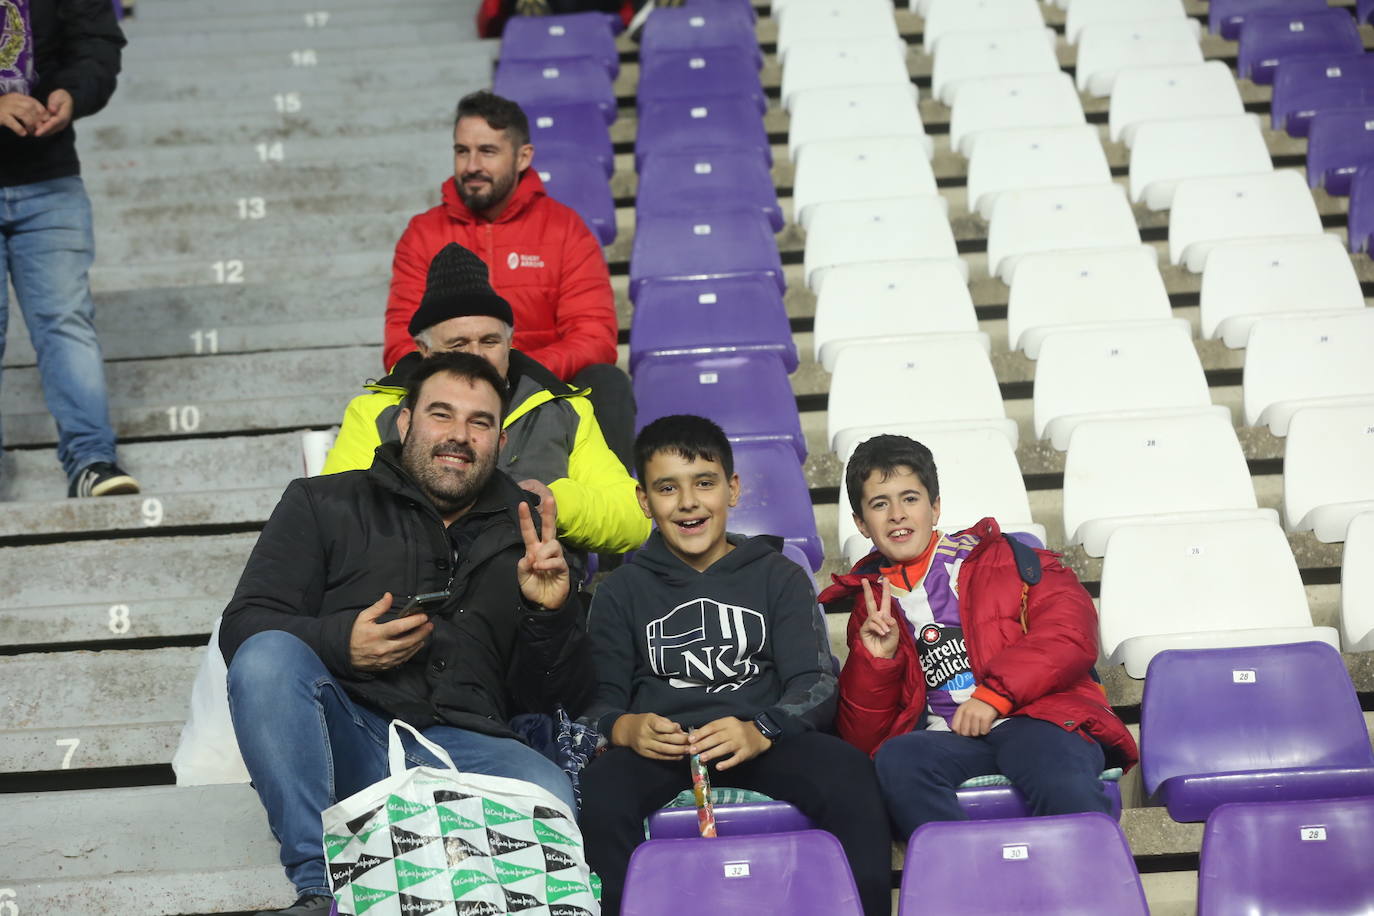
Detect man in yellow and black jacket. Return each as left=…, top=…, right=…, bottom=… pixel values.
left=323, top=243, right=649, bottom=567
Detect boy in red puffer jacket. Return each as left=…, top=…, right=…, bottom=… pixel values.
left=821, top=434, right=1138, bottom=839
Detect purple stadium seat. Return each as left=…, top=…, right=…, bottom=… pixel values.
left=533, top=152, right=616, bottom=245
left=634, top=97, right=772, bottom=172
left=731, top=440, right=823, bottom=570
left=493, top=57, right=617, bottom=124
left=1210, top=0, right=1328, bottom=40
left=639, top=6, right=762, bottom=69
left=526, top=101, right=614, bottom=177
left=1140, top=642, right=1374, bottom=822
left=1197, top=796, right=1374, bottom=916
left=628, top=275, right=796, bottom=374
left=647, top=801, right=814, bottom=839
left=1306, top=106, right=1374, bottom=195
left=1363, top=0, right=1374, bottom=24
left=1238, top=9, right=1363, bottom=85
left=499, top=12, right=621, bottom=77
left=957, top=780, right=1123, bottom=821
left=636, top=48, right=767, bottom=114
left=633, top=351, right=805, bottom=461
left=622, top=830, right=863, bottom=915
left=628, top=211, right=784, bottom=302
left=636, top=150, right=782, bottom=230
left=1271, top=54, right=1374, bottom=136
left=1348, top=163, right=1374, bottom=252
left=898, top=813, right=1148, bottom=916
left=780, top=542, right=813, bottom=575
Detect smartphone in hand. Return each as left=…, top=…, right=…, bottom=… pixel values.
left=376, top=591, right=450, bottom=625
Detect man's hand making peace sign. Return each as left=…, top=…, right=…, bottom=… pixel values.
left=517, top=495, right=570, bottom=611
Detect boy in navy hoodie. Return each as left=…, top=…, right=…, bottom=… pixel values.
left=579, top=415, right=891, bottom=916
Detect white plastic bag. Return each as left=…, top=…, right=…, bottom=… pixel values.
left=170, top=616, right=250, bottom=785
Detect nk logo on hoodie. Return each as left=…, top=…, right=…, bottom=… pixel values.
left=647, top=598, right=765, bottom=693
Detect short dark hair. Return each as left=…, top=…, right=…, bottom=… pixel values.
left=454, top=90, right=530, bottom=149
left=403, top=351, right=509, bottom=422
left=845, top=434, right=940, bottom=516
left=634, top=415, right=734, bottom=482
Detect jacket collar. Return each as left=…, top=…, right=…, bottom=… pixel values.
left=816, top=517, right=1006, bottom=605
left=441, top=168, right=547, bottom=225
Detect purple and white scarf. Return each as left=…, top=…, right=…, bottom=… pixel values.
left=0, top=0, right=36, bottom=97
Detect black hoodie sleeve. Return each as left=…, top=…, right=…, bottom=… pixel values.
left=51, top=0, right=126, bottom=119
left=218, top=481, right=359, bottom=676
left=582, top=580, right=637, bottom=738
left=761, top=563, right=838, bottom=738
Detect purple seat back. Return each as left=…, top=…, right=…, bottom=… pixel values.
left=1348, top=163, right=1374, bottom=252
left=957, top=780, right=1123, bottom=821
left=533, top=152, right=617, bottom=245
left=635, top=97, right=772, bottom=172
left=646, top=801, right=814, bottom=839
left=1362, top=0, right=1374, bottom=24
left=629, top=211, right=784, bottom=302
left=640, top=6, right=762, bottom=70
left=1141, top=642, right=1374, bottom=821
left=525, top=101, right=615, bottom=177
left=493, top=57, right=617, bottom=124
left=622, top=830, right=863, bottom=915
left=1197, top=796, right=1374, bottom=916
left=633, top=351, right=806, bottom=462
left=628, top=275, right=796, bottom=374
left=500, top=12, right=621, bottom=77
left=327, top=902, right=338, bottom=916
left=636, top=48, right=767, bottom=113
left=1238, top=9, right=1363, bottom=85
left=1210, top=0, right=1328, bottom=39
left=898, top=813, right=1148, bottom=916
left=1306, top=106, right=1374, bottom=195
left=636, top=149, right=782, bottom=230
left=730, top=440, right=823, bottom=570
left=1271, top=54, right=1374, bottom=136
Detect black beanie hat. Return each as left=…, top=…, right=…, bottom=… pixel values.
left=408, top=243, right=516, bottom=336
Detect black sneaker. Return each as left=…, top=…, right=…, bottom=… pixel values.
left=67, top=461, right=141, bottom=498
left=254, top=894, right=333, bottom=916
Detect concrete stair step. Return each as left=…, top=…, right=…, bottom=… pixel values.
left=120, top=19, right=478, bottom=57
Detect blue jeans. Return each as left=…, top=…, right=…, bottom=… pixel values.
left=874, top=717, right=1111, bottom=840
left=226, top=631, right=578, bottom=898
left=0, top=176, right=118, bottom=479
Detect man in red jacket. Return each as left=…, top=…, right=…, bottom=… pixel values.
left=821, top=434, right=1138, bottom=840
left=385, top=91, right=632, bottom=463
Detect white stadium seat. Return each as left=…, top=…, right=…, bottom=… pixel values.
left=922, top=0, right=1045, bottom=55
left=793, top=137, right=938, bottom=229
left=1109, top=61, right=1246, bottom=146
left=931, top=27, right=1060, bottom=106
left=1098, top=516, right=1339, bottom=677
left=1007, top=246, right=1172, bottom=358
left=776, top=1, right=899, bottom=64
left=949, top=71, right=1086, bottom=158
left=781, top=37, right=911, bottom=111
left=1340, top=511, right=1374, bottom=652
left=1282, top=401, right=1374, bottom=542
left=773, top=0, right=891, bottom=18
left=827, top=335, right=1015, bottom=454
left=803, top=196, right=964, bottom=290
left=837, top=426, right=1044, bottom=567
left=1200, top=235, right=1366, bottom=348
left=966, top=124, right=1112, bottom=219
left=1076, top=18, right=1204, bottom=97
left=1243, top=310, right=1374, bottom=436
left=1129, top=114, right=1273, bottom=211
left=1168, top=170, right=1324, bottom=272
left=1065, top=0, right=1187, bottom=45
left=813, top=260, right=978, bottom=371
left=986, top=183, right=1141, bottom=283
left=1061, top=408, right=1270, bottom=556
left=788, top=83, right=931, bottom=162
left=1033, top=320, right=1210, bottom=450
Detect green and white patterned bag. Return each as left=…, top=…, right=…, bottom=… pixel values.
left=322, top=720, right=600, bottom=916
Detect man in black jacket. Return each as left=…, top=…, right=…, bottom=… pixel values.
left=1, top=0, right=138, bottom=497
left=221, top=352, right=594, bottom=916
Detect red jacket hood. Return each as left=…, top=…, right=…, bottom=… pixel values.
left=441, top=168, right=549, bottom=225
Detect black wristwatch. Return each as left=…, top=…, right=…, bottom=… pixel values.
left=752, top=711, right=782, bottom=741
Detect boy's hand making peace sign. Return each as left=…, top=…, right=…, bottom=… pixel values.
left=858, top=578, right=901, bottom=660
left=517, top=497, right=569, bottom=611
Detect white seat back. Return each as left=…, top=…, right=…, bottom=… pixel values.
left=931, top=27, right=1059, bottom=105
left=781, top=38, right=911, bottom=110
left=987, top=183, right=1141, bottom=283
left=803, top=196, right=963, bottom=290
left=1109, top=61, right=1245, bottom=146
left=1129, top=114, right=1273, bottom=211
left=1076, top=18, right=1203, bottom=97
left=950, top=71, right=1086, bottom=158
left=1243, top=310, right=1374, bottom=435
left=776, top=1, right=898, bottom=63
left=788, top=83, right=929, bottom=162
left=967, top=125, right=1112, bottom=219
left=1283, top=401, right=1374, bottom=541
left=793, top=137, right=937, bottom=228
left=1168, top=170, right=1323, bottom=272
left=1340, top=511, right=1374, bottom=651
left=923, top=0, right=1044, bottom=54
left=1065, top=0, right=1186, bottom=44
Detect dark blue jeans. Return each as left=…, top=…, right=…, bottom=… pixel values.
left=874, top=716, right=1111, bottom=840
left=0, top=176, right=118, bottom=479
left=226, top=631, right=577, bottom=898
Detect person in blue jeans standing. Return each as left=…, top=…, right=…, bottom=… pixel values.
left=1, top=0, right=138, bottom=497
